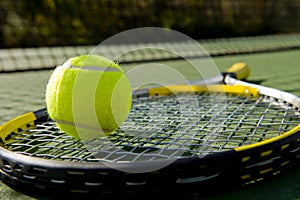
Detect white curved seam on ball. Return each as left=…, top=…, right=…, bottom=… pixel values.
left=69, top=65, right=121, bottom=72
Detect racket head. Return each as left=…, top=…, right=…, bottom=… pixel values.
left=0, top=63, right=300, bottom=196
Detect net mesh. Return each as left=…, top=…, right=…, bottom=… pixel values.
left=1, top=34, right=300, bottom=72
left=3, top=91, right=300, bottom=162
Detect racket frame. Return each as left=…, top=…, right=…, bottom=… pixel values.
left=0, top=63, right=300, bottom=195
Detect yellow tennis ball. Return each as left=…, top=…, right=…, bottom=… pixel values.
left=45, top=55, right=132, bottom=140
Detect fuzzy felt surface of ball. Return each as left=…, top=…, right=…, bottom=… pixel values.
left=46, top=55, right=132, bottom=140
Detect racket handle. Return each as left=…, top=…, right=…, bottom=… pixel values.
left=224, top=62, right=250, bottom=80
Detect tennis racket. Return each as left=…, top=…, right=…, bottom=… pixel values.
left=0, top=63, right=300, bottom=198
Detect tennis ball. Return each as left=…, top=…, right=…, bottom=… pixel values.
left=45, top=55, right=132, bottom=140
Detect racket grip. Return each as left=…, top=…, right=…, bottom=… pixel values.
left=224, top=63, right=250, bottom=80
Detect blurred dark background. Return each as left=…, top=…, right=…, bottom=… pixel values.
left=1, top=0, right=300, bottom=48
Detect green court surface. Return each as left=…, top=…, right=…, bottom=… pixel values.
left=0, top=48, right=300, bottom=199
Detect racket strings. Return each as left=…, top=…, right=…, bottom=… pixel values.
left=2, top=92, right=300, bottom=162
left=5, top=122, right=90, bottom=161
left=202, top=96, right=256, bottom=151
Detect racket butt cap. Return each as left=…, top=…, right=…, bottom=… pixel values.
left=226, top=63, right=250, bottom=80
